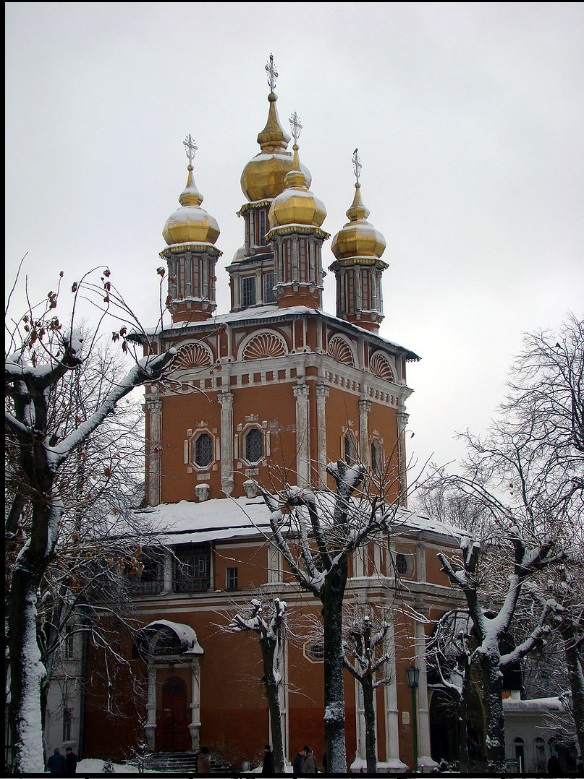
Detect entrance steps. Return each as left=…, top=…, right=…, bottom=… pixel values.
left=144, top=751, right=232, bottom=774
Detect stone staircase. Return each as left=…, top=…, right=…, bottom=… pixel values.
left=143, top=750, right=232, bottom=774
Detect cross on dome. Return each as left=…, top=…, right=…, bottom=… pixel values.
left=183, top=134, right=198, bottom=165
left=289, top=112, right=303, bottom=143
left=265, top=53, right=278, bottom=92
left=352, top=148, right=362, bottom=184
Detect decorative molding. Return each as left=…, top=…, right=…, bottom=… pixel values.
left=241, top=331, right=288, bottom=361
left=327, top=334, right=355, bottom=366
left=369, top=351, right=395, bottom=382
left=174, top=342, right=213, bottom=369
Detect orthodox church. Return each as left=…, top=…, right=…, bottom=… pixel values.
left=45, top=56, right=470, bottom=772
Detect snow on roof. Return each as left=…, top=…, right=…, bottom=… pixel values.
left=133, top=496, right=461, bottom=546
left=503, top=696, right=566, bottom=713
left=145, top=305, right=420, bottom=360
left=142, top=619, right=204, bottom=654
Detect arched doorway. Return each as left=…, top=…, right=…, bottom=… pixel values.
left=159, top=676, right=190, bottom=751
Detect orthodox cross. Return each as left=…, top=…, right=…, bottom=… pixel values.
left=183, top=134, right=198, bottom=164
left=265, top=53, right=278, bottom=92
left=289, top=111, right=303, bottom=143
left=352, top=148, right=362, bottom=184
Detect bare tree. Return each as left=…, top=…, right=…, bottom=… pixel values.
left=422, top=313, right=583, bottom=765
left=258, top=457, right=414, bottom=774
left=5, top=265, right=177, bottom=773
left=227, top=598, right=287, bottom=773
left=342, top=606, right=394, bottom=774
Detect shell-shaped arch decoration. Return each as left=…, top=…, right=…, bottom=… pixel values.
left=241, top=331, right=288, bottom=361
left=173, top=342, right=213, bottom=369
left=369, top=352, right=395, bottom=382
left=327, top=335, right=355, bottom=367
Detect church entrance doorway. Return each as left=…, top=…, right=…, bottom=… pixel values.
left=159, top=676, right=189, bottom=751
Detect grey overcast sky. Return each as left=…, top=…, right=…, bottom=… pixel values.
left=5, top=2, right=584, bottom=474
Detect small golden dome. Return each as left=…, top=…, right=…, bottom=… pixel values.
left=240, top=91, right=312, bottom=202
left=268, top=145, right=326, bottom=229
left=331, top=183, right=386, bottom=260
left=163, top=164, right=220, bottom=246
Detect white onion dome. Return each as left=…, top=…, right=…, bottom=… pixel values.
left=240, top=91, right=312, bottom=202
left=331, top=183, right=386, bottom=260
left=268, top=145, right=326, bottom=229
left=162, top=164, right=220, bottom=246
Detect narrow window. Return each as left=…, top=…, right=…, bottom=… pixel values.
left=242, top=276, right=256, bottom=307
left=194, top=433, right=213, bottom=468
left=344, top=431, right=356, bottom=466
left=64, top=626, right=75, bottom=660
left=263, top=272, right=275, bottom=303
left=245, top=428, right=263, bottom=463
left=63, top=709, right=72, bottom=742
left=370, top=440, right=383, bottom=473
left=258, top=209, right=267, bottom=245
left=226, top=567, right=238, bottom=590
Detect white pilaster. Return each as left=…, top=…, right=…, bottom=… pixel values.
left=293, top=382, right=310, bottom=487
left=218, top=391, right=234, bottom=495
left=315, top=383, right=329, bottom=487
left=146, top=397, right=162, bottom=506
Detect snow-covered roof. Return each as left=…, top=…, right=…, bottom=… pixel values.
left=142, top=305, right=420, bottom=361
left=133, top=496, right=461, bottom=546
left=503, top=696, right=566, bottom=713
left=141, top=619, right=204, bottom=655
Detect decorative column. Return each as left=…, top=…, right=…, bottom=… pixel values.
left=188, top=659, right=202, bottom=750
left=359, top=398, right=371, bottom=467
left=145, top=666, right=157, bottom=751
left=413, top=606, right=438, bottom=772
left=218, top=391, right=234, bottom=495
left=397, top=401, right=409, bottom=507
left=315, top=383, right=329, bottom=487
left=293, top=382, right=310, bottom=487
left=146, top=396, right=162, bottom=506
left=383, top=617, right=407, bottom=771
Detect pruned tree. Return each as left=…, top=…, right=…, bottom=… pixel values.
left=227, top=597, right=287, bottom=773
left=342, top=607, right=394, bottom=774
left=425, top=609, right=474, bottom=773
left=5, top=264, right=177, bottom=774
left=438, top=529, right=564, bottom=772
left=421, top=313, right=584, bottom=765
left=258, top=458, right=413, bottom=774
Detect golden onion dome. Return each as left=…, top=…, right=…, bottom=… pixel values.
left=331, top=181, right=386, bottom=260
left=268, top=145, right=326, bottom=229
left=162, top=158, right=220, bottom=246
left=240, top=90, right=312, bottom=202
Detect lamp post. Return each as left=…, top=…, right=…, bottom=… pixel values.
left=406, top=665, right=420, bottom=773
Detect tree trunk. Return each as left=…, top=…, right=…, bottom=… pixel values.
left=361, top=677, right=377, bottom=774
left=262, top=640, right=285, bottom=774
left=457, top=671, right=471, bottom=773
left=322, top=564, right=348, bottom=774
left=480, top=656, right=506, bottom=773
left=563, top=631, right=584, bottom=760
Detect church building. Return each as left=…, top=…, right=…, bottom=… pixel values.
left=45, top=56, right=468, bottom=773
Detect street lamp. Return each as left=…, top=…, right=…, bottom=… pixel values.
left=406, top=665, right=420, bottom=773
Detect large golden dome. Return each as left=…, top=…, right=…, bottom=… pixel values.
left=267, top=145, right=326, bottom=230
left=331, top=182, right=386, bottom=260
left=240, top=91, right=312, bottom=202
left=163, top=163, right=220, bottom=246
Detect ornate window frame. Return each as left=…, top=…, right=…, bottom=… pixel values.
left=184, top=423, right=219, bottom=474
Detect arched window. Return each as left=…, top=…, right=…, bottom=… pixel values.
left=370, top=439, right=383, bottom=473
left=514, top=738, right=525, bottom=773
left=344, top=431, right=356, bottom=466
left=194, top=433, right=213, bottom=468
left=245, top=428, right=263, bottom=464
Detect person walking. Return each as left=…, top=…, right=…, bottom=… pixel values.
left=548, top=750, right=564, bottom=775
left=301, top=746, right=318, bottom=774
left=293, top=748, right=305, bottom=776
left=46, top=748, right=67, bottom=776
left=262, top=744, right=275, bottom=775
left=197, top=746, right=211, bottom=774
left=65, top=747, right=78, bottom=775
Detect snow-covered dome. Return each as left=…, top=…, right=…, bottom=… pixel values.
left=331, top=182, right=386, bottom=261
left=267, top=145, right=326, bottom=230
left=240, top=90, right=312, bottom=202
left=162, top=163, right=220, bottom=246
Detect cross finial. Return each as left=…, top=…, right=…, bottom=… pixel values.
left=265, top=53, right=278, bottom=92
left=352, top=148, right=362, bottom=184
left=183, top=134, right=198, bottom=165
left=289, top=111, right=303, bottom=143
